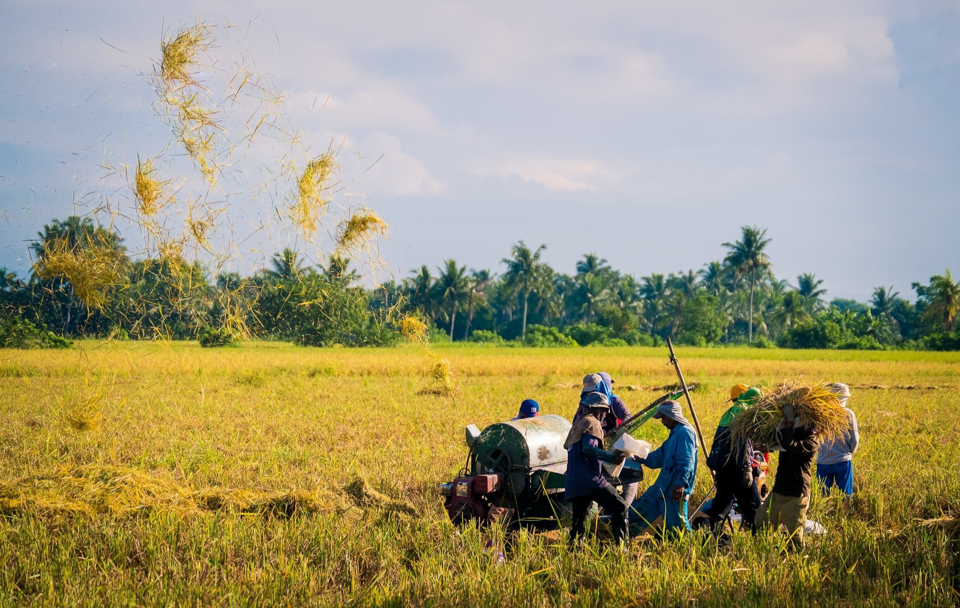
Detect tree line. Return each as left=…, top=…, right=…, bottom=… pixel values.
left=2, top=217, right=959, bottom=350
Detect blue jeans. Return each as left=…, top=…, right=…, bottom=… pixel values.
left=817, top=461, right=853, bottom=496
left=628, top=486, right=690, bottom=536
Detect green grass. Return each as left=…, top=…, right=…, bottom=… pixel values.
left=1, top=342, right=958, bottom=606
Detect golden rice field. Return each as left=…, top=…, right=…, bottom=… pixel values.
left=1, top=342, right=958, bottom=607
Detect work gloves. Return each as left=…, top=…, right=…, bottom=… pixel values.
left=782, top=403, right=797, bottom=424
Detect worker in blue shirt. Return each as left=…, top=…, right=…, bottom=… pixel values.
left=564, top=392, right=628, bottom=547
left=629, top=400, right=699, bottom=538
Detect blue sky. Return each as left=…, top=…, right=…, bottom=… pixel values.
left=1, top=0, right=959, bottom=301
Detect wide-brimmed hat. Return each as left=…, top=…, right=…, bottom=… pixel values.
left=652, top=399, right=690, bottom=426
left=728, top=383, right=749, bottom=402
left=582, top=373, right=603, bottom=393
left=580, top=392, right=610, bottom=410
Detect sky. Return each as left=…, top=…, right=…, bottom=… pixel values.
left=1, top=1, right=959, bottom=301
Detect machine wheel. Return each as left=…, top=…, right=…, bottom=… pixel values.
left=448, top=501, right=479, bottom=526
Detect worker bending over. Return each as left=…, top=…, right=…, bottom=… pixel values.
left=755, top=402, right=820, bottom=549
left=564, top=392, right=628, bottom=547
left=629, top=400, right=698, bottom=538
left=703, top=385, right=763, bottom=533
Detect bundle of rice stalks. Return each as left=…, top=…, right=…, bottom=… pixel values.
left=429, top=356, right=456, bottom=396
left=34, top=237, right=126, bottom=311
left=399, top=316, right=428, bottom=344
left=133, top=157, right=169, bottom=217
left=293, top=153, right=338, bottom=236
left=336, top=209, right=388, bottom=253
left=344, top=477, right=417, bottom=517
left=729, top=381, right=848, bottom=448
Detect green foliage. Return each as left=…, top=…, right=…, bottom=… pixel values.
left=467, top=329, right=504, bottom=344
left=522, top=324, right=577, bottom=347
left=675, top=295, right=727, bottom=345
left=751, top=336, right=777, bottom=349
left=198, top=327, right=239, bottom=348
left=780, top=309, right=891, bottom=350
left=923, top=331, right=960, bottom=351
left=0, top=315, right=71, bottom=349
left=564, top=323, right=613, bottom=346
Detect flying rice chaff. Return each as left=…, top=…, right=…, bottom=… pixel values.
left=729, top=381, right=849, bottom=449
left=34, top=236, right=126, bottom=311
left=336, top=208, right=388, bottom=253
left=293, top=153, right=338, bottom=236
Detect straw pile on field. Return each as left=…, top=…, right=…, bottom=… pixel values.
left=729, top=381, right=849, bottom=448
left=0, top=465, right=342, bottom=519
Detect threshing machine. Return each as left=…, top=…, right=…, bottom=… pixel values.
left=439, top=414, right=574, bottom=528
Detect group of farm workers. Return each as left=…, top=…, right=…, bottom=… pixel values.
left=519, top=373, right=860, bottom=549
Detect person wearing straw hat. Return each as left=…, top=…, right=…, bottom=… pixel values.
left=702, top=385, right=764, bottom=533
left=816, top=383, right=859, bottom=496
left=592, top=371, right=641, bottom=507
left=564, top=392, right=629, bottom=547
left=628, top=400, right=699, bottom=537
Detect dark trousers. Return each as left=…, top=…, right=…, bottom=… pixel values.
left=569, top=485, right=628, bottom=545
left=706, top=466, right=761, bottom=533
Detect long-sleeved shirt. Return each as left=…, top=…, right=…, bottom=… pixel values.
left=565, top=435, right=619, bottom=500
left=817, top=408, right=859, bottom=465
left=640, top=423, right=698, bottom=497
left=573, top=393, right=632, bottom=434
left=772, top=425, right=820, bottom=498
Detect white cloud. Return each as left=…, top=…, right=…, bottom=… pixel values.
left=297, top=84, right=443, bottom=134
left=473, top=157, right=616, bottom=192
left=341, top=131, right=441, bottom=196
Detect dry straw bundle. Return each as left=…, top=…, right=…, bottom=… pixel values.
left=133, top=157, right=169, bottom=217
left=336, top=209, right=388, bottom=253
left=729, top=381, right=848, bottom=448
left=293, top=153, right=338, bottom=236
left=34, top=237, right=126, bottom=311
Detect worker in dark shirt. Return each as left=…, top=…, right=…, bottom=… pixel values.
left=564, top=392, right=628, bottom=547
left=754, top=402, right=820, bottom=549
left=703, top=385, right=763, bottom=533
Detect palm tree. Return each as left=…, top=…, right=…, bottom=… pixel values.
left=464, top=269, right=494, bottom=338
left=575, top=253, right=610, bottom=276
left=266, top=248, right=308, bottom=282
left=698, top=261, right=725, bottom=297
left=575, top=273, right=611, bottom=323
left=405, top=265, right=435, bottom=322
left=435, top=259, right=470, bottom=340
left=774, top=291, right=811, bottom=333
left=871, top=286, right=901, bottom=335
left=797, top=273, right=827, bottom=312
left=722, top=226, right=772, bottom=342
left=501, top=241, right=547, bottom=339
left=921, top=269, right=960, bottom=331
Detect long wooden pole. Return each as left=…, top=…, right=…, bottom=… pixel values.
left=666, top=337, right=709, bottom=462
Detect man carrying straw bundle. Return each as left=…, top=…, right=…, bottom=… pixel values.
left=628, top=400, right=698, bottom=538
left=564, top=392, right=629, bottom=548
left=753, top=400, right=820, bottom=549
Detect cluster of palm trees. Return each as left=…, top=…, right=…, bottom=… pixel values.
left=394, top=227, right=849, bottom=343
left=6, top=218, right=960, bottom=347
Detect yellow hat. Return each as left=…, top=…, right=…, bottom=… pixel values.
left=729, top=383, right=750, bottom=402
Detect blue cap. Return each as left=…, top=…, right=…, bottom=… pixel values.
left=518, top=399, right=540, bottom=418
